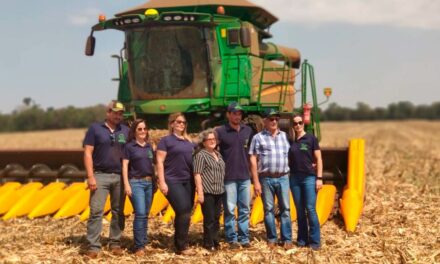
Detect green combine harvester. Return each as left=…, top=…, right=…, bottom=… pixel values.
left=85, top=0, right=329, bottom=135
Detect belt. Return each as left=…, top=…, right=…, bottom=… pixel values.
left=94, top=171, right=119, bottom=174
left=131, top=175, right=153, bottom=181
left=259, top=172, right=289, bottom=178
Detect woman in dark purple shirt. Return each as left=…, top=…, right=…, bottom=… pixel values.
left=289, top=114, right=323, bottom=250
left=156, top=112, right=195, bottom=255
left=122, top=119, right=155, bottom=256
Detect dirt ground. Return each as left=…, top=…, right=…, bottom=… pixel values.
left=0, top=121, right=439, bottom=263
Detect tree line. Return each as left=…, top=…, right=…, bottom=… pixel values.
left=0, top=104, right=106, bottom=132
left=320, top=101, right=440, bottom=121
left=0, top=100, right=439, bottom=132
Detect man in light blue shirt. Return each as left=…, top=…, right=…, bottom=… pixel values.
left=249, top=108, right=292, bottom=250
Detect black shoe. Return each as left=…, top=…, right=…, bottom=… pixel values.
left=241, top=242, right=251, bottom=248
left=214, top=241, right=220, bottom=250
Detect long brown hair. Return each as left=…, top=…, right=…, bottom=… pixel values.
left=167, top=112, right=191, bottom=142
left=128, top=119, right=149, bottom=143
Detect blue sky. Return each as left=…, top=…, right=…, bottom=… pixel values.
left=1, top=0, right=439, bottom=113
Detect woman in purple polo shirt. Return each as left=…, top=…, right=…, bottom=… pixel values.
left=289, top=114, right=323, bottom=250
left=156, top=112, right=196, bottom=255
left=122, top=119, right=155, bottom=256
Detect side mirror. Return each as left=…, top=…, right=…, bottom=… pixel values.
left=240, top=27, right=251, bottom=48
left=318, top=87, right=332, bottom=106
left=323, top=87, right=332, bottom=98
left=227, top=29, right=240, bottom=46
left=85, top=35, right=95, bottom=56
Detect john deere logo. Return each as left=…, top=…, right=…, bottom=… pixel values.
left=117, top=134, right=126, bottom=144
left=300, top=143, right=308, bottom=151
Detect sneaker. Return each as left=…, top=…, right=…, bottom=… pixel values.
left=110, top=246, right=124, bottom=256
left=229, top=242, right=241, bottom=250
left=84, top=250, right=99, bottom=259
left=310, top=245, right=321, bottom=251
left=267, top=242, right=277, bottom=249
left=297, top=241, right=307, bottom=247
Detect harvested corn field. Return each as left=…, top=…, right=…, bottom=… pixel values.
left=0, top=121, right=439, bottom=263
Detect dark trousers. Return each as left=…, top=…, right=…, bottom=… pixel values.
left=201, top=193, right=223, bottom=248
left=166, top=180, right=195, bottom=251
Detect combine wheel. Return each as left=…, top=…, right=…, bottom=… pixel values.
left=243, top=114, right=264, bottom=133
left=201, top=118, right=212, bottom=130
left=29, top=164, right=57, bottom=180
left=58, top=164, right=86, bottom=180
left=3, top=164, right=28, bottom=180
left=278, top=113, right=294, bottom=139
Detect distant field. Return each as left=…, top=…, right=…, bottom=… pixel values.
left=0, top=121, right=439, bottom=263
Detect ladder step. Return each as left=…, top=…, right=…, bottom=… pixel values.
left=262, top=67, right=287, bottom=71
left=261, top=81, right=287, bottom=85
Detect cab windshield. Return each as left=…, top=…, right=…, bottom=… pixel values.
left=126, top=25, right=210, bottom=99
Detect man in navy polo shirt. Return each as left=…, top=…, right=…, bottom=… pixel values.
left=216, top=102, right=253, bottom=249
left=83, top=100, right=129, bottom=258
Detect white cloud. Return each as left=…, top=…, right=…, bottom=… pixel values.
left=253, top=0, right=440, bottom=30
left=68, top=8, right=102, bottom=26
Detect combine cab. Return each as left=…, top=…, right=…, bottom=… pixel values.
left=0, top=0, right=365, bottom=232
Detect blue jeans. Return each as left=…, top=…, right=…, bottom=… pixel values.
left=223, top=179, right=251, bottom=244
left=260, top=175, right=292, bottom=243
left=87, top=173, right=124, bottom=251
left=129, top=178, right=153, bottom=251
left=290, top=174, right=320, bottom=247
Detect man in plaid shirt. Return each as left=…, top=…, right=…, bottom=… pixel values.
left=249, top=108, right=293, bottom=250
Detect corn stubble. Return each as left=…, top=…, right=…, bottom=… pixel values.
left=0, top=121, right=439, bottom=263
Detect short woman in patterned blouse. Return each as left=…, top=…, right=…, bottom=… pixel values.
left=193, top=129, right=226, bottom=251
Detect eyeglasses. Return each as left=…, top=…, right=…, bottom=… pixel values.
left=204, top=138, right=217, bottom=142
left=269, top=117, right=280, bottom=122
left=174, top=120, right=187, bottom=125
left=136, top=127, right=147, bottom=131
left=110, top=132, right=116, bottom=145
left=293, top=121, right=304, bottom=126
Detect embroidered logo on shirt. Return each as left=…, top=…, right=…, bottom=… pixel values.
left=117, top=134, right=126, bottom=144
left=300, top=143, right=308, bottom=151
left=147, top=149, right=153, bottom=159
